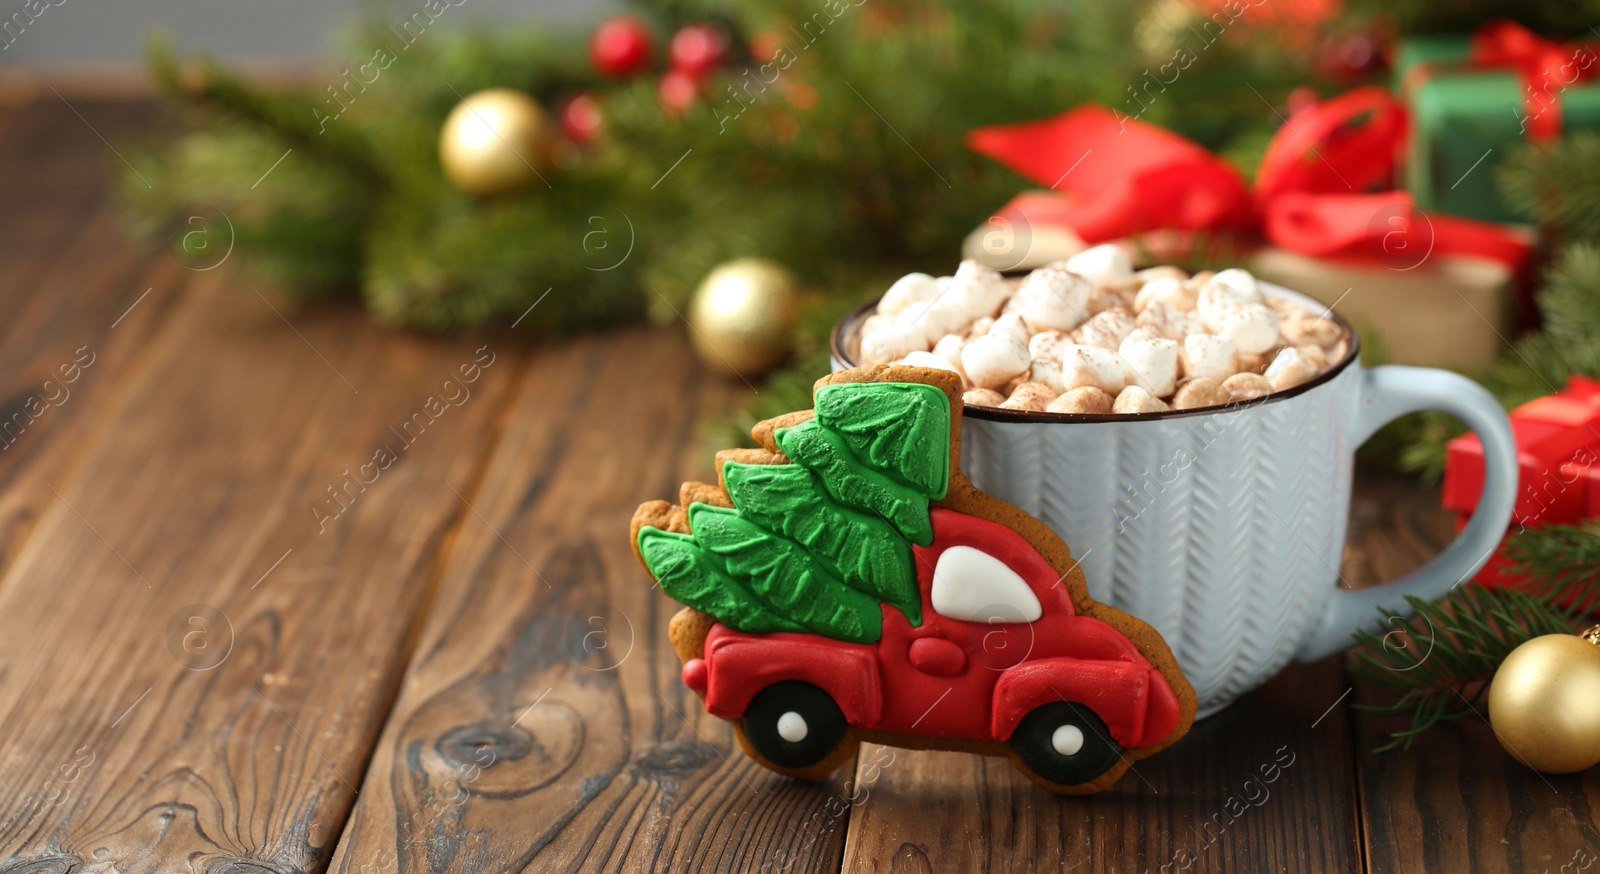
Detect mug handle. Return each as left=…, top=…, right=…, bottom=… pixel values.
left=1296, top=365, right=1518, bottom=662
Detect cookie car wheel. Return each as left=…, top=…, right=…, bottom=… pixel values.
left=1010, top=701, right=1123, bottom=787
left=741, top=681, right=849, bottom=770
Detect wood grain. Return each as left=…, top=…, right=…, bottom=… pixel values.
left=0, top=100, right=180, bottom=577
left=324, top=328, right=857, bottom=870
left=1346, top=479, right=1600, bottom=874
left=327, top=329, right=856, bottom=874
left=0, top=262, right=522, bottom=871
left=835, top=656, right=1357, bottom=873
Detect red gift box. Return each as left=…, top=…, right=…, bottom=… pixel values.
left=1583, top=458, right=1600, bottom=518
left=1444, top=376, right=1600, bottom=524
left=1442, top=376, right=1600, bottom=589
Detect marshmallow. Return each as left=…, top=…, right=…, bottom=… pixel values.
left=1236, top=352, right=1269, bottom=374
left=1015, top=268, right=1091, bottom=332
left=1059, top=343, right=1127, bottom=394
left=1113, top=385, right=1170, bottom=414
left=1119, top=334, right=1179, bottom=397
left=1137, top=301, right=1203, bottom=341
left=961, top=330, right=1031, bottom=389
left=962, top=388, right=1006, bottom=407
left=933, top=333, right=967, bottom=369
left=1047, top=386, right=1114, bottom=414
left=1074, top=308, right=1137, bottom=350
left=1028, top=357, right=1065, bottom=392
left=1180, top=334, right=1237, bottom=381
left=1134, top=265, right=1189, bottom=285
left=1134, top=277, right=1196, bottom=313
left=860, top=313, right=894, bottom=337
left=1064, top=244, right=1135, bottom=286
left=1221, top=372, right=1272, bottom=402
left=897, top=298, right=966, bottom=344
left=1194, top=288, right=1236, bottom=331
left=1198, top=268, right=1262, bottom=305
left=1123, top=326, right=1163, bottom=345
left=860, top=321, right=928, bottom=363
left=1028, top=329, right=1070, bottom=362
left=1219, top=304, right=1280, bottom=355
left=879, top=273, right=941, bottom=316
left=1265, top=347, right=1318, bottom=391
left=1295, top=343, right=1329, bottom=370
left=899, top=350, right=960, bottom=374
left=946, top=260, right=1010, bottom=321
left=1172, top=377, right=1226, bottom=410
left=1195, top=269, right=1266, bottom=333
left=1000, top=381, right=1060, bottom=412
left=1086, top=285, right=1134, bottom=315
left=992, top=311, right=1030, bottom=343
left=1279, top=307, right=1342, bottom=348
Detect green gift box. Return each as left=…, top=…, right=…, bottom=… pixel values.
left=1397, top=32, right=1600, bottom=224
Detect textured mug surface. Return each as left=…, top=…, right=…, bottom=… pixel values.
left=833, top=284, right=1517, bottom=716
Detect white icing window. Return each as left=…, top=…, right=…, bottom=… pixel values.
left=930, top=546, right=1042, bottom=623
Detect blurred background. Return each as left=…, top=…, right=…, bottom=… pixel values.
left=4, top=0, right=1597, bottom=475
left=0, top=0, right=608, bottom=67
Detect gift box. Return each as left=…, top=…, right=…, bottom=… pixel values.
left=1397, top=24, right=1600, bottom=224
left=1442, top=376, right=1600, bottom=590
left=1443, top=376, right=1600, bottom=525
left=1248, top=246, right=1523, bottom=370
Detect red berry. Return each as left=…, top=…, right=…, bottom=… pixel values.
left=1286, top=86, right=1319, bottom=117
left=561, top=93, right=603, bottom=146
left=658, top=69, right=699, bottom=114
left=669, top=23, right=730, bottom=76
left=591, top=16, right=653, bottom=77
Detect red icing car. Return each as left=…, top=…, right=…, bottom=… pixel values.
left=679, top=508, right=1184, bottom=787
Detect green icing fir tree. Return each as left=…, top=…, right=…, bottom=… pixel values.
left=637, top=381, right=949, bottom=642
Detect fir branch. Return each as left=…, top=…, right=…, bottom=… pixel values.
left=1501, top=133, right=1600, bottom=243
left=146, top=36, right=379, bottom=179
left=1505, top=521, right=1600, bottom=613
left=1350, top=585, right=1575, bottom=751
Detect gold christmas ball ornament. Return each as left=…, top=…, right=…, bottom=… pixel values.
left=687, top=258, right=800, bottom=378
left=1489, top=631, right=1600, bottom=774
left=438, top=88, right=554, bottom=197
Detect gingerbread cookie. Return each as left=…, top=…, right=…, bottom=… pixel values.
left=630, top=365, right=1197, bottom=794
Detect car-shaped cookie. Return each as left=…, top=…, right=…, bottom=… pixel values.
left=675, top=508, right=1183, bottom=790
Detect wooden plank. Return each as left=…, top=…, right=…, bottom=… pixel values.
left=0, top=270, right=522, bottom=872
left=0, top=101, right=183, bottom=574
left=1348, top=479, right=1600, bottom=874
left=835, top=655, right=1356, bottom=873
left=328, top=330, right=856, bottom=874
left=0, top=100, right=165, bottom=263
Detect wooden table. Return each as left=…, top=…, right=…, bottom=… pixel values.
left=0, top=97, right=1594, bottom=874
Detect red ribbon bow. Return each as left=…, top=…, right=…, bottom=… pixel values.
left=966, top=87, right=1531, bottom=268
left=1470, top=20, right=1596, bottom=141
